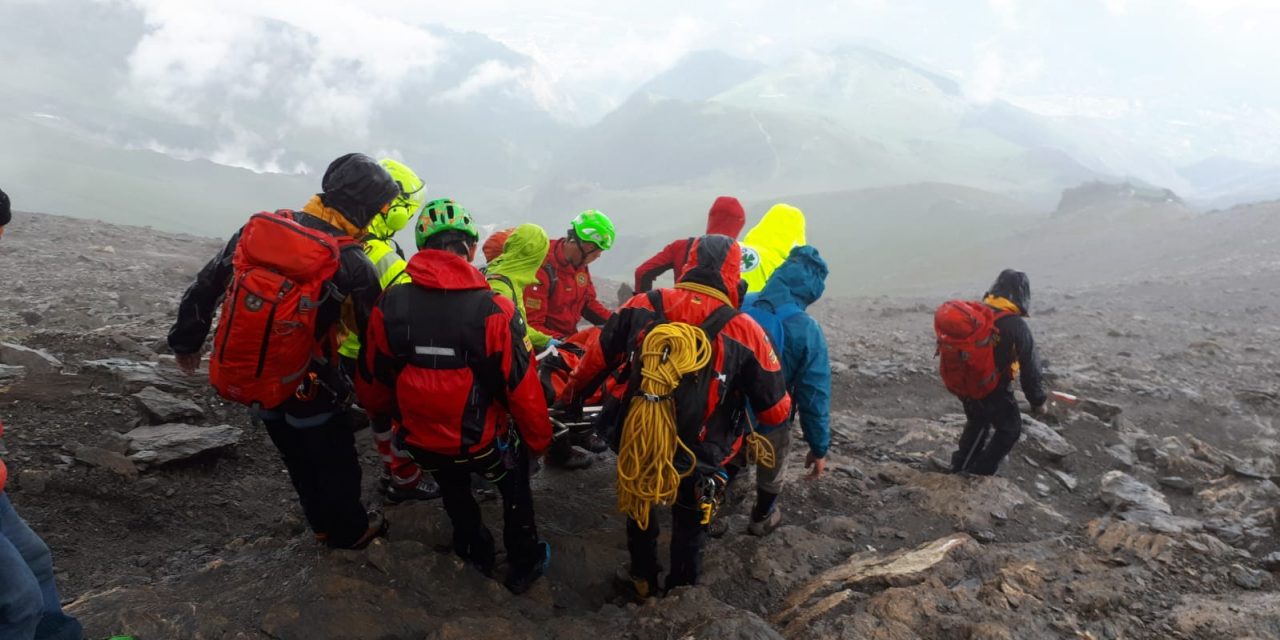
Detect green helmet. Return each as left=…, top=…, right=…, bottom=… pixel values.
left=570, top=209, right=615, bottom=251
left=378, top=158, right=426, bottom=235
left=415, top=198, right=479, bottom=249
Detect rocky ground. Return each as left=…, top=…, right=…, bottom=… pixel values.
left=2, top=210, right=1279, bottom=639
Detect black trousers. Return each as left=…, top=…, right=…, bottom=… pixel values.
left=406, top=442, right=541, bottom=570
left=627, top=475, right=707, bottom=590
left=952, top=387, right=1023, bottom=476
left=264, top=412, right=368, bottom=548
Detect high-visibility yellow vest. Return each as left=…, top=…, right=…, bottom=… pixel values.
left=338, top=237, right=409, bottom=360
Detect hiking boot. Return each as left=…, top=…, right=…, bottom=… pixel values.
left=747, top=506, right=782, bottom=537
left=504, top=542, right=551, bottom=595
left=614, top=566, right=660, bottom=603
left=579, top=432, right=609, bottom=454
left=707, top=516, right=730, bottom=539
left=548, top=444, right=593, bottom=470
left=384, top=476, right=441, bottom=504
left=346, top=511, right=389, bottom=550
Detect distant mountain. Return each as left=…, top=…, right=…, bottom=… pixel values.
left=1179, top=157, right=1280, bottom=209
left=538, top=47, right=1118, bottom=211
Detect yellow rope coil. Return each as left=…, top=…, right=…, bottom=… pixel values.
left=744, top=430, right=777, bottom=469
left=616, top=322, right=712, bottom=530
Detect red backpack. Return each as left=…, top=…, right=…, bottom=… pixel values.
left=934, top=300, right=1015, bottom=400
left=209, top=211, right=349, bottom=408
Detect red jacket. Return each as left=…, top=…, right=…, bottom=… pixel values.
left=357, top=249, right=552, bottom=456
left=525, top=238, right=611, bottom=338
left=564, top=234, right=791, bottom=466
left=633, top=196, right=746, bottom=293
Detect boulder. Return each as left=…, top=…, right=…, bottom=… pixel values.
left=84, top=358, right=199, bottom=395
left=132, top=386, right=204, bottom=424
left=73, top=445, right=139, bottom=479
left=1099, top=471, right=1171, bottom=514
left=124, top=423, right=242, bottom=466
left=1078, top=398, right=1123, bottom=421
left=1021, top=415, right=1075, bottom=460
left=0, top=342, right=62, bottom=374
left=0, top=365, right=24, bottom=382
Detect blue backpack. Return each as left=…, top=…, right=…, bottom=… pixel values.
left=744, top=293, right=803, bottom=363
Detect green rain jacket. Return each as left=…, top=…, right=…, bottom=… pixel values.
left=486, top=223, right=553, bottom=349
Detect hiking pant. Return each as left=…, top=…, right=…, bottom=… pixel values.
left=406, top=443, right=542, bottom=571
left=726, top=426, right=792, bottom=495
left=952, top=388, right=1022, bottom=476
left=627, top=475, right=707, bottom=590
left=339, top=355, right=421, bottom=489
left=264, top=412, right=369, bottom=548
left=0, top=493, right=82, bottom=640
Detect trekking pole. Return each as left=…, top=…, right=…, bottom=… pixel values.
left=958, top=423, right=991, bottom=474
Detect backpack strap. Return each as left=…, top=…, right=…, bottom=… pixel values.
left=680, top=237, right=694, bottom=275
left=646, top=289, right=666, bottom=323
left=486, top=273, right=517, bottom=299
left=698, top=303, right=739, bottom=343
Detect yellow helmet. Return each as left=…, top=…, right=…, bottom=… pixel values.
left=370, top=158, right=425, bottom=238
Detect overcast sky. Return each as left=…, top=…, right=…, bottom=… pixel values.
left=119, top=0, right=1280, bottom=122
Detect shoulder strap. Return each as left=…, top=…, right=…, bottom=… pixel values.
left=541, top=264, right=557, bottom=289
left=699, top=303, right=740, bottom=343
left=646, top=289, right=666, bottom=323
left=486, top=273, right=516, bottom=297
left=680, top=237, right=694, bottom=274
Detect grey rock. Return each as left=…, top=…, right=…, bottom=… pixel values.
left=125, top=423, right=242, bottom=466
left=1118, top=509, right=1202, bottom=534
left=0, top=365, right=24, bottom=382
left=830, top=361, right=851, bottom=374
left=84, top=358, right=199, bottom=395
left=1231, top=564, right=1268, bottom=590
left=1261, top=552, right=1280, bottom=571
left=1022, top=415, right=1075, bottom=460
left=1100, top=471, right=1171, bottom=515
left=0, top=342, right=62, bottom=374
left=17, top=469, right=51, bottom=495
left=1048, top=469, right=1079, bottom=491
left=19, top=310, right=42, bottom=326
left=1106, top=444, right=1136, bottom=468
left=1158, top=476, right=1196, bottom=493
left=74, top=445, right=139, bottom=478
left=1079, top=398, right=1124, bottom=421
left=132, top=386, right=204, bottom=424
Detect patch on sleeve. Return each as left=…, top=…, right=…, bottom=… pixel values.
left=523, top=336, right=534, bottom=352
left=526, top=297, right=542, bottom=310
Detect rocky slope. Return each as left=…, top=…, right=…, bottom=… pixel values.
left=1, top=211, right=1279, bottom=639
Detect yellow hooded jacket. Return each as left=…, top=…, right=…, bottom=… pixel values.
left=740, top=203, right=807, bottom=293
left=486, top=223, right=554, bottom=349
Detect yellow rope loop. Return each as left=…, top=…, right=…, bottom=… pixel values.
left=744, top=431, right=777, bottom=470
left=616, top=322, right=713, bottom=531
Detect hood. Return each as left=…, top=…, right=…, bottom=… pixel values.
left=405, top=249, right=489, bottom=291
left=705, top=196, right=746, bottom=238
left=301, top=195, right=361, bottom=238
left=986, top=269, right=1031, bottom=315
left=485, top=223, right=550, bottom=287
left=758, top=245, right=828, bottom=310
left=743, top=203, right=806, bottom=254
left=319, top=153, right=400, bottom=230
left=677, top=234, right=742, bottom=307
left=483, top=227, right=515, bottom=264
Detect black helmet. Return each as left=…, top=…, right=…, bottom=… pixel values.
left=986, top=269, right=1031, bottom=315
left=319, top=153, right=400, bottom=229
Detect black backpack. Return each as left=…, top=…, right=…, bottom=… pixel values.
left=596, top=291, right=740, bottom=460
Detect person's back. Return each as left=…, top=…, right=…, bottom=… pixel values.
left=634, top=196, right=745, bottom=293
left=945, top=269, right=1047, bottom=475
left=357, top=203, right=552, bottom=594
left=558, top=234, right=791, bottom=596
left=168, top=152, right=398, bottom=551
left=740, top=203, right=806, bottom=294
left=733, top=245, right=832, bottom=535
